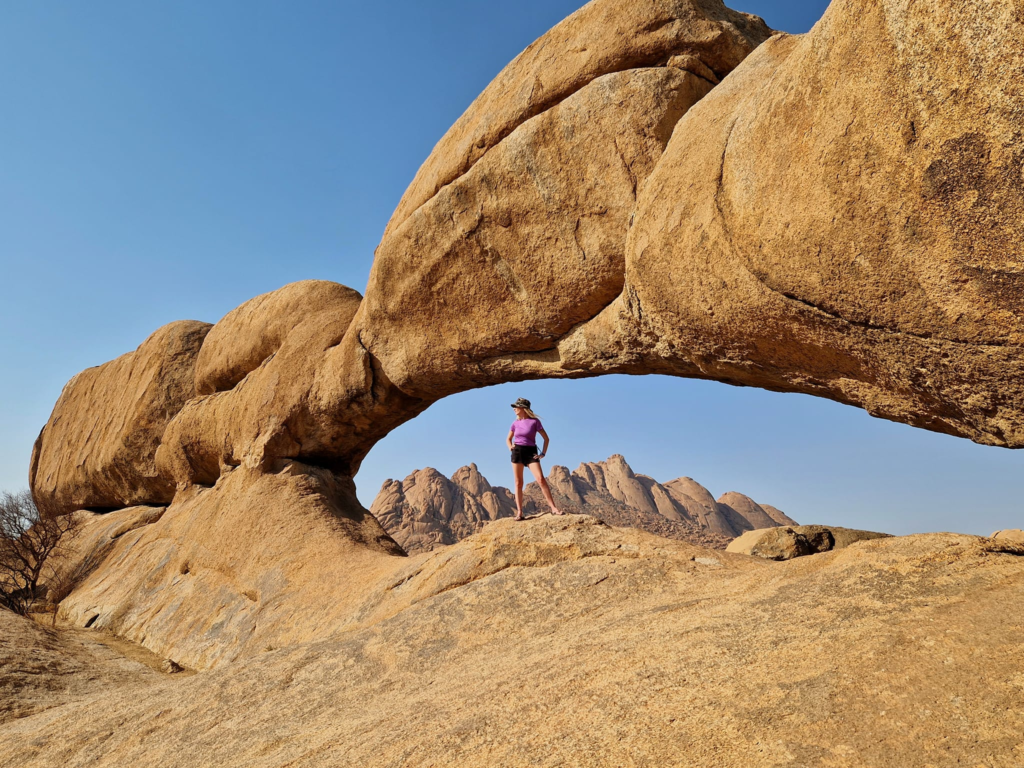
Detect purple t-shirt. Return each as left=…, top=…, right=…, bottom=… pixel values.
left=510, top=418, right=543, bottom=446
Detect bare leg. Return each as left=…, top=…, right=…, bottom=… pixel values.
left=512, top=462, right=525, bottom=519
left=528, top=461, right=562, bottom=515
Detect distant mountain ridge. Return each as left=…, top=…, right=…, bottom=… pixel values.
left=371, top=455, right=796, bottom=554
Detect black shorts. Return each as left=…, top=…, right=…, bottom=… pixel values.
left=511, top=445, right=541, bottom=465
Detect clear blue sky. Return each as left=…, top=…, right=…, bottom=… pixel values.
left=1, top=1, right=1020, bottom=536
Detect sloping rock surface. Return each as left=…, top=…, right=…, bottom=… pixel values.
left=0, top=611, right=162, bottom=725
left=2, top=519, right=1022, bottom=767
left=55, top=464, right=405, bottom=671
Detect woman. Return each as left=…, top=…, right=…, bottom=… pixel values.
left=507, top=397, right=563, bottom=520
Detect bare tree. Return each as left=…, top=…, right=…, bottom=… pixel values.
left=0, top=490, right=80, bottom=617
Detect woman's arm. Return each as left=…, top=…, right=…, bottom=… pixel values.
left=538, top=428, right=550, bottom=457
left=507, top=430, right=515, bottom=450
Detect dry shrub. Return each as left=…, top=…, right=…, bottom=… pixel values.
left=0, top=490, right=81, bottom=618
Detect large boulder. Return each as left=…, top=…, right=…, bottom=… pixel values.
left=155, top=281, right=383, bottom=485
left=619, top=0, right=1024, bottom=447
left=361, top=66, right=714, bottom=398
left=30, top=320, right=211, bottom=516
left=384, top=0, right=772, bottom=238
left=194, top=280, right=362, bottom=395
left=991, top=529, right=1024, bottom=543
left=56, top=463, right=405, bottom=671
left=727, top=524, right=892, bottom=560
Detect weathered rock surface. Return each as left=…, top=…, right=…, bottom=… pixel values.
left=616, top=0, right=1024, bottom=448
left=362, top=66, right=714, bottom=399
left=372, top=455, right=790, bottom=553
left=30, top=320, right=211, bottom=515
left=727, top=524, right=892, bottom=560
left=992, top=529, right=1024, bottom=543
left=194, top=280, right=362, bottom=395
left=155, top=280, right=391, bottom=486
left=54, top=464, right=405, bottom=670
left=2, top=520, right=1023, bottom=767
left=383, top=0, right=772, bottom=238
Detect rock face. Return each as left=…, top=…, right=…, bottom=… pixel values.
left=371, top=455, right=791, bottom=553
left=194, top=280, right=362, bottom=396
left=54, top=464, right=404, bottom=671
left=726, top=524, right=892, bottom=560
left=30, top=320, right=211, bottom=515
left=383, top=0, right=773, bottom=239
left=3, top=520, right=1023, bottom=767
left=619, top=0, right=1024, bottom=448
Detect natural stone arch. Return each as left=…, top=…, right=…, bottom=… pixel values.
left=26, top=0, right=1024, bottom=672
left=32, top=0, right=1024, bottom=520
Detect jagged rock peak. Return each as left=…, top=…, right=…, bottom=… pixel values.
left=371, top=456, right=794, bottom=554
left=451, top=463, right=492, bottom=496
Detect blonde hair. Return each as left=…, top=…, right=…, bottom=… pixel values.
left=520, top=407, right=541, bottom=420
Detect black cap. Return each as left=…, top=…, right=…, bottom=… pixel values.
left=511, top=397, right=531, bottom=409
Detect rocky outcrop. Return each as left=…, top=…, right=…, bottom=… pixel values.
left=726, top=524, right=892, bottom=560
left=717, top=491, right=795, bottom=531
left=54, top=464, right=404, bottom=671
left=992, top=529, right=1024, bottom=543
left=30, top=320, right=211, bottom=515
left=3, top=521, right=1023, bottom=767
left=383, top=0, right=773, bottom=238
left=616, top=0, right=1024, bottom=448
left=370, top=464, right=519, bottom=553
left=371, top=455, right=791, bottom=553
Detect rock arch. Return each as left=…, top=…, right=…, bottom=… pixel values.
left=26, top=0, right=1024, bottom=669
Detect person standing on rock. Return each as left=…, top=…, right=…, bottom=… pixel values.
left=507, top=397, right=563, bottom=520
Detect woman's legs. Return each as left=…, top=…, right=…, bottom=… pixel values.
left=512, top=461, right=525, bottom=519
left=528, top=462, right=562, bottom=515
